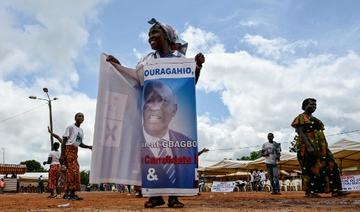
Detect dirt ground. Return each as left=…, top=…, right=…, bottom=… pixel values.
left=1, top=191, right=360, bottom=212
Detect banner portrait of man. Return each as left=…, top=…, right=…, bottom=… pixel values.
left=141, top=58, right=198, bottom=196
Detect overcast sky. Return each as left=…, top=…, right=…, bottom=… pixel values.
left=1, top=0, right=360, bottom=171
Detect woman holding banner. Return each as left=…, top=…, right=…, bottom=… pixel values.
left=106, top=18, right=205, bottom=208
left=106, top=19, right=204, bottom=85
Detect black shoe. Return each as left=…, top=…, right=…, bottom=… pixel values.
left=305, top=193, right=320, bottom=198
left=332, top=191, right=350, bottom=197
left=63, top=194, right=70, bottom=199
left=67, top=195, right=83, bottom=200
left=73, top=195, right=83, bottom=200
left=144, top=197, right=165, bottom=208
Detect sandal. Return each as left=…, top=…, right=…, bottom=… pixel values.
left=144, top=197, right=165, bottom=208
left=135, top=191, right=143, bottom=198
left=168, top=199, right=184, bottom=208
left=47, top=193, right=58, bottom=198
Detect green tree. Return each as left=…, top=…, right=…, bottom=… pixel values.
left=20, top=160, right=46, bottom=172
left=240, top=150, right=262, bottom=160
left=80, top=170, right=90, bottom=185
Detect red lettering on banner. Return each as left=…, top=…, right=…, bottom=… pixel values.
left=144, top=155, right=192, bottom=164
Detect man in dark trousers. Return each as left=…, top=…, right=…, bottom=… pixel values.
left=38, top=175, right=44, bottom=193
left=261, top=133, right=281, bottom=194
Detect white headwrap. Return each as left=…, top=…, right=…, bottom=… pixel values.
left=148, top=18, right=188, bottom=55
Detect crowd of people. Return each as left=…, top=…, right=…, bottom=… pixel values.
left=31, top=18, right=350, bottom=208
left=249, top=170, right=267, bottom=192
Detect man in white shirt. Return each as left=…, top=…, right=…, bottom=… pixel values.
left=261, top=133, right=281, bottom=194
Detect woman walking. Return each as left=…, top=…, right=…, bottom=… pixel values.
left=291, top=98, right=348, bottom=197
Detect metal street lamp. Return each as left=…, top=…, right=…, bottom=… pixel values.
left=29, top=88, right=58, bottom=150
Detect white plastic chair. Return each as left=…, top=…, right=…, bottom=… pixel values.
left=293, top=179, right=302, bottom=191
left=289, top=180, right=297, bottom=191
left=280, top=180, right=290, bottom=192
left=284, top=179, right=291, bottom=191
left=263, top=180, right=271, bottom=192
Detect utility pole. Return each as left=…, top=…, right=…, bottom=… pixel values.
left=29, top=88, right=58, bottom=150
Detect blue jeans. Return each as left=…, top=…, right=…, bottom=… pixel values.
left=266, top=164, right=280, bottom=192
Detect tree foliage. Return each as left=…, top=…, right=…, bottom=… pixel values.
left=20, top=160, right=46, bottom=172
left=240, top=150, right=262, bottom=160
left=80, top=170, right=90, bottom=185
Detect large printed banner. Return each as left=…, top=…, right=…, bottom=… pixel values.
left=90, top=54, right=142, bottom=185
left=141, top=57, right=198, bottom=196
left=341, top=175, right=360, bottom=191
left=211, top=181, right=236, bottom=192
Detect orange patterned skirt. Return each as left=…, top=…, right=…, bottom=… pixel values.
left=48, top=164, right=60, bottom=189
left=65, top=145, right=81, bottom=191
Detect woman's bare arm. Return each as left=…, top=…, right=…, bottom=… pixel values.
left=105, top=54, right=140, bottom=83
left=43, top=157, right=52, bottom=165
left=195, top=53, right=205, bottom=84
left=48, top=126, right=63, bottom=144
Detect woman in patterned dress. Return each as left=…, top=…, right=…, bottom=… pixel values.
left=48, top=127, right=66, bottom=197
left=291, top=98, right=348, bottom=197
left=43, top=142, right=60, bottom=198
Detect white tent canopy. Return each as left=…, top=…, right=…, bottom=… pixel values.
left=204, top=160, right=249, bottom=169
left=198, top=160, right=249, bottom=175
left=17, top=172, right=48, bottom=180
left=201, top=139, right=360, bottom=174
left=245, top=152, right=297, bottom=170
left=330, top=139, right=360, bottom=169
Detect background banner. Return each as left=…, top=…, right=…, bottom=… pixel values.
left=141, top=57, right=198, bottom=196
left=90, top=54, right=142, bottom=185
left=341, top=175, right=360, bottom=191
left=211, top=181, right=237, bottom=192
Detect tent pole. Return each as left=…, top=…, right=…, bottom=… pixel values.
left=340, top=159, right=343, bottom=175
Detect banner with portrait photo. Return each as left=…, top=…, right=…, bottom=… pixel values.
left=141, top=57, right=198, bottom=196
